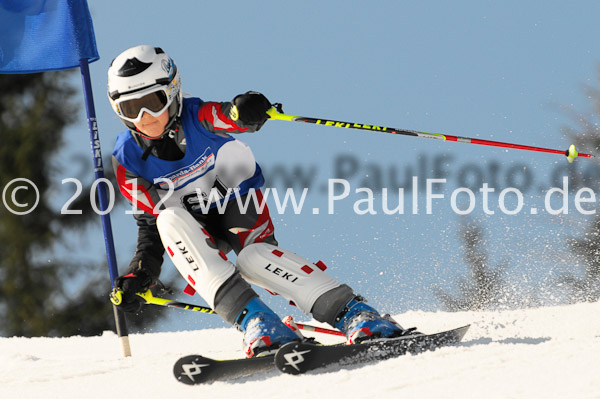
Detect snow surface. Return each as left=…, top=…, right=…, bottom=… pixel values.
left=1, top=302, right=599, bottom=399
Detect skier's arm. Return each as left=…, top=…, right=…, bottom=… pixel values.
left=112, top=156, right=165, bottom=311
left=128, top=212, right=164, bottom=281
left=197, top=91, right=271, bottom=134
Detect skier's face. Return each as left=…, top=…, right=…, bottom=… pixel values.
left=133, top=109, right=170, bottom=138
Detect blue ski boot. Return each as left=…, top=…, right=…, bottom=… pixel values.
left=334, top=297, right=418, bottom=344
left=236, top=297, right=302, bottom=357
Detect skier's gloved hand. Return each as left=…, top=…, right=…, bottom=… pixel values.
left=231, top=91, right=271, bottom=126
left=113, top=270, right=152, bottom=313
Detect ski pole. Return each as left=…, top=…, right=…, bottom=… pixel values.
left=138, top=290, right=217, bottom=314
left=282, top=315, right=346, bottom=337
left=266, top=105, right=594, bottom=163
left=110, top=289, right=346, bottom=337
left=110, top=288, right=215, bottom=314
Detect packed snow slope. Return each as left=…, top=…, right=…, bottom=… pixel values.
left=1, top=301, right=599, bottom=399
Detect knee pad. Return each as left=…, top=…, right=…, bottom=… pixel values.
left=156, top=207, right=236, bottom=309
left=236, top=242, right=341, bottom=315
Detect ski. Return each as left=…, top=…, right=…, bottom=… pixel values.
left=173, top=353, right=274, bottom=384
left=274, top=324, right=470, bottom=375
left=174, top=325, right=470, bottom=383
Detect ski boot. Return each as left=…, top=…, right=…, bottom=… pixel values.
left=334, top=297, right=419, bottom=344
left=236, top=297, right=302, bottom=357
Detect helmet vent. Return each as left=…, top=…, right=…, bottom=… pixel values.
left=117, top=57, right=152, bottom=77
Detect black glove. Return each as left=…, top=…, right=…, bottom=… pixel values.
left=112, top=270, right=152, bottom=313
left=231, top=91, right=271, bottom=126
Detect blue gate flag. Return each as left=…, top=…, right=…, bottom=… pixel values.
left=0, top=0, right=99, bottom=73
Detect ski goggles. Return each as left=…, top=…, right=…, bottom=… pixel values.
left=113, top=81, right=178, bottom=123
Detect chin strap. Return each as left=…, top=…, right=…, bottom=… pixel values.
left=141, top=142, right=157, bottom=161
left=137, top=120, right=181, bottom=161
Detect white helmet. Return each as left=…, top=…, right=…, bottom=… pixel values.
left=107, top=45, right=182, bottom=137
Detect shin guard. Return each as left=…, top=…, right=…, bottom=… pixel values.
left=156, top=207, right=236, bottom=309
left=236, top=242, right=344, bottom=315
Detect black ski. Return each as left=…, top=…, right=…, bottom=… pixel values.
left=274, top=324, right=470, bottom=375
left=173, top=354, right=274, bottom=384
left=174, top=325, right=470, bottom=383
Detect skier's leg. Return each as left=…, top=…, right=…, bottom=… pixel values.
left=217, top=189, right=279, bottom=254
left=217, top=190, right=411, bottom=345
left=236, top=242, right=414, bottom=343
left=156, top=207, right=299, bottom=356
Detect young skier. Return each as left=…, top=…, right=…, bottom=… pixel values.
left=109, top=45, right=416, bottom=357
